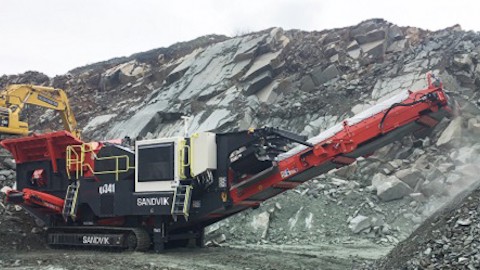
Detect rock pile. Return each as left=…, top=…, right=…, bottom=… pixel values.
left=211, top=109, right=480, bottom=248
left=378, top=185, right=480, bottom=269
left=0, top=149, right=45, bottom=253
left=0, top=148, right=17, bottom=199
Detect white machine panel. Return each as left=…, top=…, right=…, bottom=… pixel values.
left=190, top=132, right=217, bottom=177
left=135, top=137, right=183, bottom=192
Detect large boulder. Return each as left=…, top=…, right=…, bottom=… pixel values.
left=395, top=168, right=424, bottom=189
left=420, top=178, right=446, bottom=197
left=310, top=64, right=340, bottom=85
left=250, top=212, right=270, bottom=239
left=355, top=29, right=387, bottom=44
left=348, top=215, right=372, bottom=233
left=372, top=173, right=413, bottom=202
left=101, top=61, right=150, bottom=91
left=436, top=117, right=463, bottom=147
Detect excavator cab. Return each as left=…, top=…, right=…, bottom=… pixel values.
left=0, top=105, right=29, bottom=136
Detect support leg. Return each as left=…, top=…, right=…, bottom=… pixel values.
left=195, top=227, right=205, bottom=248
left=153, top=216, right=166, bottom=253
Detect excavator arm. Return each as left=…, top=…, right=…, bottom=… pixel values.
left=0, top=84, right=80, bottom=139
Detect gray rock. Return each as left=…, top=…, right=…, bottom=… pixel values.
left=453, top=54, right=474, bottom=72
left=334, top=162, right=357, bottom=178
left=196, top=109, right=236, bottom=132
left=456, top=218, right=472, bottom=226
left=31, top=227, right=42, bottom=234
left=347, top=48, right=361, bottom=59
left=387, top=39, right=408, bottom=53
left=250, top=212, right=270, bottom=239
left=388, top=25, right=404, bottom=41
left=421, top=178, right=446, bottom=197
left=205, top=223, right=221, bottom=235
left=3, top=158, right=16, bottom=170
left=167, top=48, right=203, bottom=83
left=372, top=173, right=413, bottom=202
left=101, top=61, right=150, bottom=90
left=467, top=117, right=477, bottom=130
left=83, top=114, right=117, bottom=133
left=438, top=163, right=455, bottom=173
left=212, top=233, right=227, bottom=244
left=310, top=64, right=339, bottom=85
left=371, top=72, right=422, bottom=100
left=0, top=170, right=12, bottom=177
left=348, top=215, right=371, bottom=233
left=300, top=75, right=316, bottom=92
left=245, top=71, right=273, bottom=95
left=324, top=43, right=338, bottom=58
left=347, top=40, right=359, bottom=50
left=467, top=120, right=480, bottom=135
left=436, top=117, right=463, bottom=147
left=242, top=50, right=282, bottom=81
left=256, top=80, right=281, bottom=103
left=425, top=168, right=446, bottom=183
left=395, top=168, right=424, bottom=189
left=351, top=104, right=368, bottom=114
left=355, top=29, right=386, bottom=44
left=360, top=40, right=386, bottom=60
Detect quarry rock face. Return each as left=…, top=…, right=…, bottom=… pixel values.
left=1, top=19, right=478, bottom=147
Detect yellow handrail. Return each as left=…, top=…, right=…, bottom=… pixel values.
left=179, top=139, right=187, bottom=179
left=66, top=143, right=135, bottom=181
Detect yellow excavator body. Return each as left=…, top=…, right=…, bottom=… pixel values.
left=0, top=84, right=81, bottom=139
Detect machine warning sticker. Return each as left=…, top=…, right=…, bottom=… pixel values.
left=280, top=168, right=298, bottom=178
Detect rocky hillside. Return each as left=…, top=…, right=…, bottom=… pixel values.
left=1, top=19, right=480, bottom=269
left=2, top=19, right=478, bottom=143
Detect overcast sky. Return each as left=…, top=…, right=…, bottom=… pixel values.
left=1, top=0, right=478, bottom=76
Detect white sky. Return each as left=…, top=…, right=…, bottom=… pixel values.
left=1, top=0, right=478, bottom=76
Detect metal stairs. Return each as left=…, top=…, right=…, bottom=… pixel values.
left=62, top=180, right=80, bottom=222
left=171, top=184, right=193, bottom=221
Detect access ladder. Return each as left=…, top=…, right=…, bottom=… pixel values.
left=62, top=180, right=80, bottom=221
left=171, top=184, right=193, bottom=221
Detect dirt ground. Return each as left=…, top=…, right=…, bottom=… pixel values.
left=0, top=240, right=389, bottom=270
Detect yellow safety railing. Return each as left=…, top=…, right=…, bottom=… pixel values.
left=190, top=133, right=199, bottom=177
left=66, top=143, right=134, bottom=181
left=178, top=139, right=191, bottom=179
left=66, top=144, right=88, bottom=179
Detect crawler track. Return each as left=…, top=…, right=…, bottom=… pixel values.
left=47, top=226, right=151, bottom=251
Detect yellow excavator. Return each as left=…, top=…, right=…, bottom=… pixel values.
left=0, top=84, right=81, bottom=139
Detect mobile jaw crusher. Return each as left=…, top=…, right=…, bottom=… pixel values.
left=2, top=75, right=452, bottom=251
